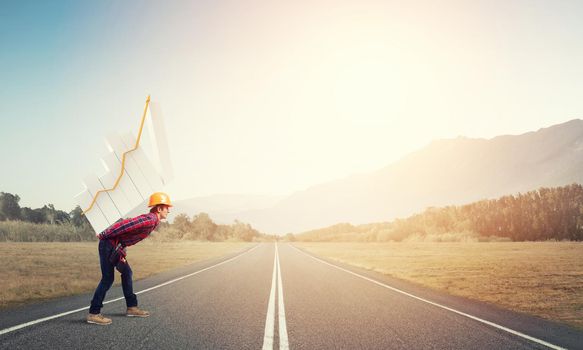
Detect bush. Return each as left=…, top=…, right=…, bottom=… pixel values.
left=149, top=226, right=185, bottom=242
left=0, top=220, right=95, bottom=242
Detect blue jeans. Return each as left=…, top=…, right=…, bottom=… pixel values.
left=89, top=240, right=138, bottom=314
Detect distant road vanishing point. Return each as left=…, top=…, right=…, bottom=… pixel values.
left=0, top=244, right=581, bottom=350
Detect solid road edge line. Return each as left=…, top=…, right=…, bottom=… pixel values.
left=289, top=244, right=567, bottom=350
left=0, top=244, right=260, bottom=336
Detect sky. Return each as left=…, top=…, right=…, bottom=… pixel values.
left=1, top=0, right=583, bottom=211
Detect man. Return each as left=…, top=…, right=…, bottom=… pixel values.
left=87, top=192, right=172, bottom=325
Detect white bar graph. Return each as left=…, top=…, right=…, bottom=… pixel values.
left=76, top=98, right=173, bottom=234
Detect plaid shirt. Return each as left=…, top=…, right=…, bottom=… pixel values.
left=98, top=213, right=159, bottom=257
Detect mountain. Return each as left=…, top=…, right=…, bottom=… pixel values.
left=174, top=119, right=583, bottom=234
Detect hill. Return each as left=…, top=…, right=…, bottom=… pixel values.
left=176, top=119, right=583, bottom=234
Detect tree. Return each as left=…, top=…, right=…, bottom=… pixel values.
left=20, top=207, right=45, bottom=223
left=172, top=213, right=191, bottom=238
left=70, top=206, right=91, bottom=227
left=191, top=213, right=217, bottom=240
left=0, top=192, right=22, bottom=221
left=231, top=220, right=259, bottom=242
left=36, top=204, right=69, bottom=225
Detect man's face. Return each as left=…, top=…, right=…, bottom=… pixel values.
left=158, top=205, right=170, bottom=220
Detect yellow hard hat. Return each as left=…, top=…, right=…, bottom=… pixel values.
left=148, top=192, right=172, bottom=207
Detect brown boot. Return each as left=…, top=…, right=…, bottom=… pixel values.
left=87, top=313, right=112, bottom=325
left=127, top=306, right=150, bottom=317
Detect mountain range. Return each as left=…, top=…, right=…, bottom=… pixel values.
left=172, top=119, right=583, bottom=234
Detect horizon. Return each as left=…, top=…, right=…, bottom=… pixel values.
left=3, top=117, right=578, bottom=213
left=2, top=0, right=583, bottom=211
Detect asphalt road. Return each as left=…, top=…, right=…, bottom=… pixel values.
left=0, top=243, right=581, bottom=350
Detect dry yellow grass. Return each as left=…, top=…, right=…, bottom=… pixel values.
left=295, top=242, right=583, bottom=329
left=0, top=241, right=252, bottom=309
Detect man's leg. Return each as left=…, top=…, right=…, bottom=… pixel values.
left=118, top=259, right=150, bottom=317
left=88, top=240, right=115, bottom=324
left=117, top=260, right=137, bottom=308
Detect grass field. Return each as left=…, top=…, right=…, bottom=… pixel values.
left=0, top=241, right=252, bottom=309
left=294, top=242, right=583, bottom=329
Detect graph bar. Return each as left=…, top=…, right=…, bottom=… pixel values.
left=148, top=100, right=173, bottom=184
left=105, top=133, right=152, bottom=199
left=121, top=132, right=165, bottom=192
left=74, top=188, right=109, bottom=234
left=84, top=174, right=121, bottom=225
left=101, top=152, right=143, bottom=211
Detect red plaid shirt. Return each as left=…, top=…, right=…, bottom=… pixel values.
left=98, top=213, right=159, bottom=257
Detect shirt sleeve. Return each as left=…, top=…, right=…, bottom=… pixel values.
left=99, top=214, right=157, bottom=240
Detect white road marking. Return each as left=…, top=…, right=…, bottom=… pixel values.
left=277, top=243, right=289, bottom=350
left=262, top=245, right=278, bottom=350
left=0, top=244, right=260, bottom=336
left=290, top=245, right=566, bottom=350
left=262, top=243, right=290, bottom=350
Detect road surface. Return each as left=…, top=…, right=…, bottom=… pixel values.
left=0, top=243, right=581, bottom=349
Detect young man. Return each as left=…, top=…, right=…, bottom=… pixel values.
left=87, top=192, right=172, bottom=325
